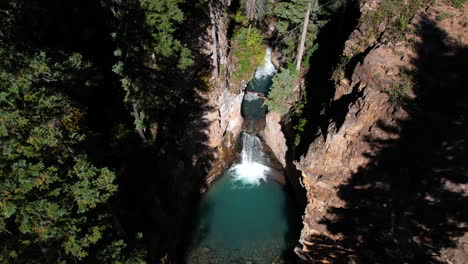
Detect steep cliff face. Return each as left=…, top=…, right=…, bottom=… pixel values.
left=260, top=112, right=287, bottom=167
left=296, top=1, right=467, bottom=263
left=204, top=88, right=244, bottom=150
left=199, top=87, right=244, bottom=186
left=195, top=1, right=245, bottom=187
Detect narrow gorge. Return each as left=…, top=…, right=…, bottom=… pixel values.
left=0, top=1, right=466, bottom=264
left=186, top=1, right=467, bottom=263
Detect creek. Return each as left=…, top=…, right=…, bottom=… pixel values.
left=186, top=49, right=297, bottom=264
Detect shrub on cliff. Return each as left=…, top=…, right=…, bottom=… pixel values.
left=265, top=68, right=298, bottom=114
left=448, top=0, right=466, bottom=9
left=230, top=27, right=265, bottom=86
left=360, top=0, right=431, bottom=40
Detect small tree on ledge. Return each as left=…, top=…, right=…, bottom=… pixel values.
left=265, top=68, right=298, bottom=115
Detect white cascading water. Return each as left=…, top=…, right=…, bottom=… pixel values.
left=254, top=47, right=277, bottom=79
left=231, top=48, right=277, bottom=185
left=230, top=133, right=270, bottom=186
left=243, top=91, right=261, bottom=102
left=244, top=47, right=277, bottom=102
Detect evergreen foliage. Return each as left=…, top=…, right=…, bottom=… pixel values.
left=331, top=55, right=352, bottom=84
left=274, top=0, right=327, bottom=67
left=360, top=0, right=432, bottom=40
left=0, top=47, right=134, bottom=263
left=388, top=73, right=414, bottom=104
left=0, top=2, right=149, bottom=262
left=447, top=0, right=466, bottom=9
left=107, top=0, right=194, bottom=140
left=265, top=68, right=298, bottom=114
left=243, top=0, right=270, bottom=21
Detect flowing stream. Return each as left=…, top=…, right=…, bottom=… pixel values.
left=241, top=48, right=277, bottom=121
left=187, top=49, right=296, bottom=263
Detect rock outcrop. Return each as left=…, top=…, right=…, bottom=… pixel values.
left=295, top=2, right=467, bottom=263
left=200, top=88, right=244, bottom=187
left=204, top=89, right=244, bottom=150
left=260, top=112, right=287, bottom=167
left=194, top=0, right=245, bottom=188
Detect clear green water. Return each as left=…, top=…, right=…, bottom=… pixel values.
left=187, top=170, right=296, bottom=264
left=241, top=47, right=276, bottom=121
left=241, top=75, right=273, bottom=121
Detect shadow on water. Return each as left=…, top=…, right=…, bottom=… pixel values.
left=184, top=127, right=301, bottom=262
left=186, top=61, right=302, bottom=262
left=300, top=16, right=467, bottom=263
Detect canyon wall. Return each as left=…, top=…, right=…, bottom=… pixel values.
left=295, top=1, right=467, bottom=263
left=260, top=112, right=287, bottom=167
left=200, top=87, right=244, bottom=186
left=195, top=0, right=245, bottom=187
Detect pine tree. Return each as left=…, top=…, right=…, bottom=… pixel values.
left=107, top=0, right=194, bottom=142
left=245, top=0, right=269, bottom=21
left=274, top=0, right=325, bottom=67
left=0, top=46, right=118, bottom=263
left=265, top=68, right=298, bottom=114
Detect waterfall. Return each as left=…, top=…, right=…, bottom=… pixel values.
left=230, top=133, right=269, bottom=186
left=254, top=48, right=277, bottom=79
left=233, top=48, right=276, bottom=185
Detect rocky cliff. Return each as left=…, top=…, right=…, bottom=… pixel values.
left=194, top=0, right=246, bottom=188
left=260, top=112, right=288, bottom=167
left=295, top=1, right=467, bottom=263
left=199, top=87, right=244, bottom=187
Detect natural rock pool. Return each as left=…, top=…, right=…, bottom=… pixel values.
left=186, top=134, right=297, bottom=264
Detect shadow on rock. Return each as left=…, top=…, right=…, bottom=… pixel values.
left=298, top=16, right=467, bottom=264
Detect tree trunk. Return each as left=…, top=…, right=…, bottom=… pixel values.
left=296, top=2, right=312, bottom=71
left=132, top=102, right=147, bottom=143
left=215, top=2, right=230, bottom=87
left=246, top=0, right=267, bottom=21
left=246, top=0, right=256, bottom=20
left=209, top=0, right=218, bottom=77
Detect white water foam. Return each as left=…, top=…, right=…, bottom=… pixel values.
left=230, top=133, right=269, bottom=186
left=254, top=48, right=277, bottom=79
left=244, top=92, right=260, bottom=102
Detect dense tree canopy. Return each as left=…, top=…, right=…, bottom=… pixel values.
left=107, top=0, right=194, bottom=142
left=0, top=44, right=136, bottom=263
left=0, top=1, right=149, bottom=263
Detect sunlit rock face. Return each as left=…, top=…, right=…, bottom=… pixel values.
left=260, top=112, right=287, bottom=168
left=205, top=89, right=244, bottom=149
left=294, top=9, right=411, bottom=259
left=294, top=2, right=467, bottom=263
left=200, top=88, right=244, bottom=188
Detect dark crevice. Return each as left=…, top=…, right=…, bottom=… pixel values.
left=294, top=0, right=361, bottom=157
left=329, top=81, right=364, bottom=130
